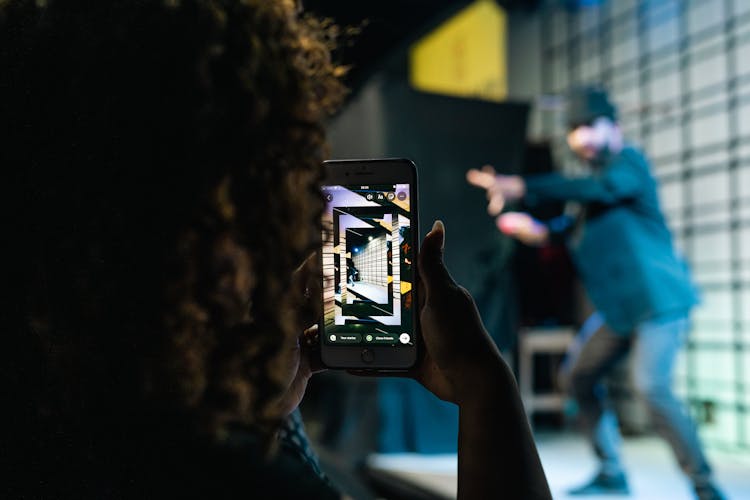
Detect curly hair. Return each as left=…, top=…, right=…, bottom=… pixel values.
left=1, top=0, right=344, bottom=457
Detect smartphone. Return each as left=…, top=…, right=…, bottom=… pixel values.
left=320, top=158, right=419, bottom=370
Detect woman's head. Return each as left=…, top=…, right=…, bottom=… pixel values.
left=2, top=0, right=343, bottom=439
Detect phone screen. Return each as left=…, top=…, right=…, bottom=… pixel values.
left=321, top=183, right=415, bottom=348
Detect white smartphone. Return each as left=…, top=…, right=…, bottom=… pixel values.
left=319, top=158, right=419, bottom=370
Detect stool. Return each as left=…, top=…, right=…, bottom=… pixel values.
left=518, top=327, right=575, bottom=418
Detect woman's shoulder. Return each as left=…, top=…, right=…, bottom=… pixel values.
left=150, top=428, right=340, bottom=499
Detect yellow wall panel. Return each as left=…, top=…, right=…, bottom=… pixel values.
left=409, top=0, right=507, bottom=101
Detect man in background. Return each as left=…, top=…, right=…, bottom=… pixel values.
left=467, top=87, right=725, bottom=500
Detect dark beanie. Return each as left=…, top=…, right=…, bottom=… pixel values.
left=566, top=85, right=617, bottom=128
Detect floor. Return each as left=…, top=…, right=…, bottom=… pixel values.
left=537, top=433, right=750, bottom=500
left=364, top=434, right=750, bottom=499
left=346, top=282, right=389, bottom=304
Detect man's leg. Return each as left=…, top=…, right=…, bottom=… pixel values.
left=632, top=315, right=723, bottom=499
left=567, top=325, right=631, bottom=494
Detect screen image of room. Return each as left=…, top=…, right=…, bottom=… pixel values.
left=346, top=227, right=390, bottom=305
left=335, top=210, right=400, bottom=324
left=321, top=184, right=411, bottom=329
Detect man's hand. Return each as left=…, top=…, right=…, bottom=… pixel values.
left=466, top=165, right=526, bottom=216
left=497, top=212, right=549, bottom=246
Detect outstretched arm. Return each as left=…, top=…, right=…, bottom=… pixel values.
left=415, top=221, right=552, bottom=499
left=467, top=157, right=644, bottom=211
left=523, top=164, right=641, bottom=205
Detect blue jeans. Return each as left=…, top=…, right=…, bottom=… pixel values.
left=566, top=313, right=713, bottom=487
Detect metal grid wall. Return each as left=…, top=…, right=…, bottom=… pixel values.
left=537, top=0, right=750, bottom=451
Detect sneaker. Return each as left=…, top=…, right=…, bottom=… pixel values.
left=694, top=483, right=726, bottom=500
left=568, top=471, right=630, bottom=496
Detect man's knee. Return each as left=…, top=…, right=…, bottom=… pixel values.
left=632, top=373, right=673, bottom=407
left=569, top=367, right=599, bottom=400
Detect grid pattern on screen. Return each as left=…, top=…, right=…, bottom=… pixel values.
left=535, top=0, right=750, bottom=452
left=352, top=235, right=389, bottom=286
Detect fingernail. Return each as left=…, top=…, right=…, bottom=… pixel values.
left=431, top=220, right=445, bottom=249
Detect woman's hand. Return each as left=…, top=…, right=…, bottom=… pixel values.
left=411, top=220, right=515, bottom=405
left=266, top=325, right=323, bottom=418
left=356, top=221, right=551, bottom=499
left=275, top=222, right=519, bottom=412
left=265, top=254, right=325, bottom=419
left=419, top=221, right=552, bottom=499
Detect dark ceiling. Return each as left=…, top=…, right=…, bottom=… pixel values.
left=304, top=0, right=541, bottom=93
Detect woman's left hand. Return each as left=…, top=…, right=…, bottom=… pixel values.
left=265, top=254, right=325, bottom=418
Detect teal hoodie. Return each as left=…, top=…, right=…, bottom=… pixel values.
left=524, top=146, right=698, bottom=334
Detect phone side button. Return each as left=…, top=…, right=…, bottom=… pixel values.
left=361, top=349, right=375, bottom=364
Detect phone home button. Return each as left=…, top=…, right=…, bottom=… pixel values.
left=361, top=349, right=375, bottom=364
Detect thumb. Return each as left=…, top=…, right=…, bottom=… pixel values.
left=418, top=220, right=454, bottom=297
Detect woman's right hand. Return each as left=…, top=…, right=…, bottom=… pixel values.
left=390, top=221, right=553, bottom=499
left=413, top=220, right=516, bottom=405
